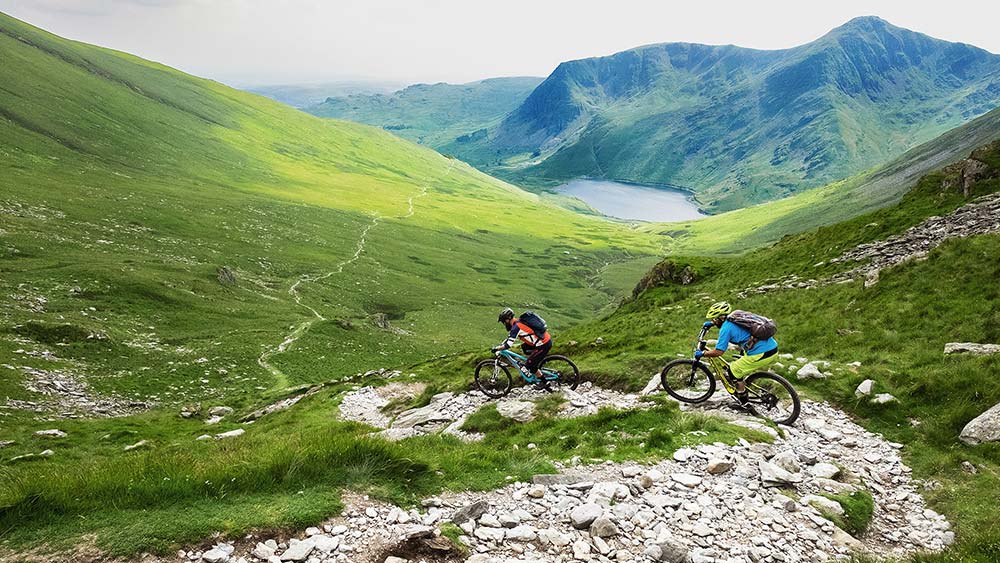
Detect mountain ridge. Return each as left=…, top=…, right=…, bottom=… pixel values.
left=438, top=16, right=1000, bottom=211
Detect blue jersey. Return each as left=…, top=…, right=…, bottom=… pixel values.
left=716, top=320, right=777, bottom=356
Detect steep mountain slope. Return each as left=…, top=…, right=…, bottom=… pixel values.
left=454, top=16, right=1000, bottom=212
left=306, top=77, right=543, bottom=148
left=0, top=11, right=661, bottom=418
left=658, top=103, right=1000, bottom=254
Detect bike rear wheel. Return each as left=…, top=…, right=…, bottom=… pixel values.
left=539, top=355, right=580, bottom=391
left=474, top=359, right=513, bottom=398
left=745, top=372, right=800, bottom=426
left=660, top=359, right=716, bottom=403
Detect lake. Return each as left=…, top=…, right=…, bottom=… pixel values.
left=556, top=179, right=706, bottom=222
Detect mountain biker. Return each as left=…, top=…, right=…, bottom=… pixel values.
left=492, top=307, right=553, bottom=391
left=697, top=301, right=778, bottom=405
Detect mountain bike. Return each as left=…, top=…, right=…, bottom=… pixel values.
left=474, top=349, right=580, bottom=398
left=659, top=324, right=800, bottom=425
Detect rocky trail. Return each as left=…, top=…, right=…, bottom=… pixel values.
left=740, top=191, right=1000, bottom=297
left=173, top=380, right=954, bottom=563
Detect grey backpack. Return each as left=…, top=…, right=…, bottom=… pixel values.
left=728, top=310, right=776, bottom=348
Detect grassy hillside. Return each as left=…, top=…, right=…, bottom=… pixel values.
left=451, top=17, right=1000, bottom=212
left=0, top=10, right=680, bottom=555
left=306, top=77, right=543, bottom=148
left=654, top=104, right=1000, bottom=255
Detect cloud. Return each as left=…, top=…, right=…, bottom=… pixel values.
left=13, top=0, right=188, bottom=17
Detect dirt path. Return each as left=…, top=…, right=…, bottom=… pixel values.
left=257, top=164, right=448, bottom=389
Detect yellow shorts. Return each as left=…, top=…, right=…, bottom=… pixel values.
left=729, top=349, right=778, bottom=380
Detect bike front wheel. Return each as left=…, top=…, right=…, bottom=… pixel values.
left=745, top=372, right=800, bottom=426
left=539, top=355, right=580, bottom=391
left=660, top=359, right=716, bottom=403
left=474, top=359, right=513, bottom=398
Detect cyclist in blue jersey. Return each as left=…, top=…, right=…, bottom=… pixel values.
left=696, top=302, right=779, bottom=405
left=492, top=307, right=553, bottom=391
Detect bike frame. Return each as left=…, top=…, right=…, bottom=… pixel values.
left=495, top=349, right=557, bottom=383
left=696, top=325, right=741, bottom=394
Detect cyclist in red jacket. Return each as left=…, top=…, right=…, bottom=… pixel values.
left=492, top=307, right=552, bottom=391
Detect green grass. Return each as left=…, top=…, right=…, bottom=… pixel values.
left=822, top=490, right=874, bottom=537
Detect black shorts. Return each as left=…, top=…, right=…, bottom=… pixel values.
left=521, top=340, right=552, bottom=372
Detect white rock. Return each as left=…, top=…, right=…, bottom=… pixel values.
left=960, top=402, right=1000, bottom=445
left=473, top=526, right=505, bottom=542
left=201, top=547, right=230, bottom=563
left=670, top=473, right=703, bottom=488
left=872, top=393, right=897, bottom=404
left=796, top=363, right=825, bottom=379
left=279, top=539, right=314, bottom=561
left=496, top=400, right=536, bottom=423
left=34, top=429, right=67, bottom=438
left=570, top=503, right=604, bottom=529
left=572, top=539, right=592, bottom=560
left=507, top=525, right=537, bottom=541
left=944, top=342, right=1000, bottom=355
left=214, top=428, right=245, bottom=440
left=759, top=460, right=802, bottom=486
left=810, top=463, right=841, bottom=479
left=801, top=494, right=844, bottom=516
left=855, top=379, right=874, bottom=396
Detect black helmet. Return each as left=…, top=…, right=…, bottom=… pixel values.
left=498, top=307, right=515, bottom=323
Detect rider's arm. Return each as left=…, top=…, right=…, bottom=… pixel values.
left=496, top=324, right=520, bottom=350
left=701, top=322, right=731, bottom=357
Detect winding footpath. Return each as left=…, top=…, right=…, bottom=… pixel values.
left=256, top=164, right=447, bottom=388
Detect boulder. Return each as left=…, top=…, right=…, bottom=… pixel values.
left=34, top=429, right=67, bottom=438
left=587, top=481, right=630, bottom=504
left=590, top=516, right=619, bottom=538
left=809, top=463, right=841, bottom=480
left=705, top=459, right=733, bottom=475
left=506, top=525, right=537, bottom=541
left=770, top=450, right=801, bottom=474
left=960, top=402, right=1000, bottom=445
left=496, top=400, right=535, bottom=423
left=801, top=494, right=845, bottom=516
left=855, top=379, right=874, bottom=396
left=279, top=539, right=314, bottom=561
left=944, top=342, right=1000, bottom=356
left=670, top=473, right=703, bottom=488
left=209, top=406, right=234, bottom=416
left=654, top=539, right=693, bottom=563
left=641, top=372, right=662, bottom=395
left=570, top=503, right=603, bottom=529
left=872, top=393, right=897, bottom=404
left=473, top=527, right=505, bottom=542
left=759, top=460, right=802, bottom=487
left=393, top=404, right=451, bottom=428
left=796, top=363, right=826, bottom=379
left=214, top=428, right=245, bottom=440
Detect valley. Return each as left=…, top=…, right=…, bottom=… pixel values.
left=1, top=8, right=999, bottom=563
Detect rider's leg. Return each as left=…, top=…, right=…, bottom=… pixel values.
left=525, top=341, right=552, bottom=389
left=729, top=349, right=779, bottom=391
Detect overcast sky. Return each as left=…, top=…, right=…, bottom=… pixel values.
left=2, top=0, right=999, bottom=87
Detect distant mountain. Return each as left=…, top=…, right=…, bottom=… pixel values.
left=306, top=77, right=543, bottom=148
left=244, top=80, right=403, bottom=108
left=453, top=16, right=1000, bottom=212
